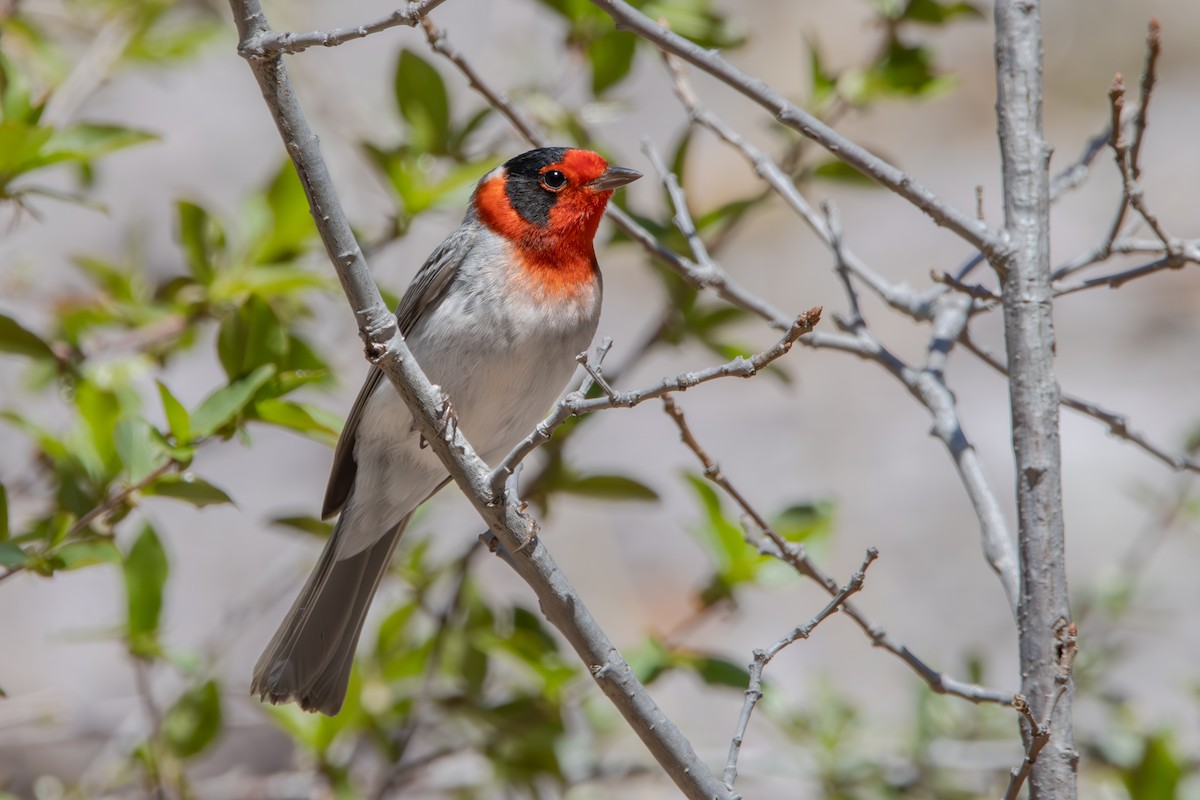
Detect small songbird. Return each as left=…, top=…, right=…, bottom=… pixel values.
left=252, top=147, right=641, bottom=715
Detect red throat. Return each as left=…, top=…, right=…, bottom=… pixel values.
left=474, top=150, right=614, bottom=300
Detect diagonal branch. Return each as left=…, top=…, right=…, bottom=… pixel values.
left=661, top=396, right=1015, bottom=707
left=229, top=4, right=734, bottom=797
left=239, top=0, right=450, bottom=57
left=489, top=308, right=822, bottom=492
left=587, top=0, right=1007, bottom=261
left=723, top=548, right=877, bottom=790
left=962, top=336, right=1200, bottom=473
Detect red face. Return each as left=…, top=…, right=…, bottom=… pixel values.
left=472, top=147, right=641, bottom=300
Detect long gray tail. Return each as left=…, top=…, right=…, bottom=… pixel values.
left=251, top=513, right=412, bottom=716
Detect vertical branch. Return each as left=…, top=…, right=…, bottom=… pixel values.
left=993, top=2, right=1077, bottom=797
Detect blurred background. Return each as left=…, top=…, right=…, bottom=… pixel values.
left=1, top=0, right=1198, bottom=797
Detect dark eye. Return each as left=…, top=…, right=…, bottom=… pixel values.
left=540, top=170, right=567, bottom=191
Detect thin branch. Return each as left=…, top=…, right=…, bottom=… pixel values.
left=239, top=0, right=450, bottom=57
left=1048, top=124, right=1114, bottom=202
left=0, top=459, right=179, bottom=584
left=658, top=51, right=1020, bottom=605
left=489, top=308, right=822, bottom=492
left=229, top=5, right=734, bottom=796
left=661, top=396, right=1015, bottom=706
left=1108, top=73, right=1177, bottom=258
left=589, top=0, right=1007, bottom=262
left=663, top=53, right=934, bottom=321
left=1054, top=249, right=1197, bottom=296
left=961, top=336, right=1200, bottom=473
left=722, top=549, right=877, bottom=790
left=1129, top=18, right=1162, bottom=181
left=419, top=15, right=543, bottom=146
left=419, top=15, right=793, bottom=330
left=641, top=137, right=718, bottom=275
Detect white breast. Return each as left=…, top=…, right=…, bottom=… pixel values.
left=334, top=235, right=601, bottom=558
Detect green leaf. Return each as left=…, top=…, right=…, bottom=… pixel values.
left=271, top=515, right=333, bottom=538
left=157, top=381, right=190, bottom=443
left=898, top=0, right=983, bottom=24
left=0, top=483, right=7, bottom=541
left=0, top=122, right=53, bottom=182
left=1123, top=731, right=1183, bottom=800
left=53, top=539, right=122, bottom=570
left=0, top=53, right=36, bottom=123
left=810, top=157, right=878, bottom=187
left=559, top=473, right=658, bottom=502
left=0, top=541, right=28, bottom=569
left=0, top=313, right=56, bottom=361
left=176, top=201, right=225, bottom=284
left=253, top=399, right=339, bottom=446
left=216, top=296, right=288, bottom=380
left=394, top=50, right=451, bottom=153
left=114, top=417, right=168, bottom=484
left=772, top=502, right=833, bottom=544
left=627, top=637, right=672, bottom=684
left=254, top=161, right=316, bottom=263
left=142, top=474, right=233, bottom=508
left=123, top=524, right=169, bottom=647
left=38, top=124, right=156, bottom=166
left=807, top=36, right=838, bottom=109
left=642, top=0, right=745, bottom=49
left=163, top=679, right=223, bottom=758
left=190, top=364, right=276, bottom=438
left=588, top=29, right=637, bottom=94
left=689, top=655, right=751, bottom=689
left=685, top=473, right=763, bottom=589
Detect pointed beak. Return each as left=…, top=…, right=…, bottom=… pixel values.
left=586, top=166, right=642, bottom=192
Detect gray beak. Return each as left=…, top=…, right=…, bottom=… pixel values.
left=586, top=166, right=642, bottom=191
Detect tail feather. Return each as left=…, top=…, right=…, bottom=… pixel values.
left=252, top=514, right=412, bottom=716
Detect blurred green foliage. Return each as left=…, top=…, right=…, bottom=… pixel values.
left=1, top=0, right=1197, bottom=798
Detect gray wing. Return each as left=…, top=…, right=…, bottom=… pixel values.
left=321, top=222, right=477, bottom=518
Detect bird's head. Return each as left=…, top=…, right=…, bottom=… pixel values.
left=473, top=147, right=641, bottom=252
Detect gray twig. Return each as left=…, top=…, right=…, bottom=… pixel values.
left=962, top=336, right=1200, bottom=473
left=489, top=308, right=822, bottom=493
left=723, top=549, right=877, bottom=790
left=661, top=396, right=1015, bottom=707
left=240, top=0, right=449, bottom=57
left=589, top=0, right=1006, bottom=261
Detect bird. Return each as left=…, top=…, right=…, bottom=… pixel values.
left=252, top=147, right=641, bottom=715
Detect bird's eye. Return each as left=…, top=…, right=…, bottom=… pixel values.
left=540, top=170, right=567, bottom=191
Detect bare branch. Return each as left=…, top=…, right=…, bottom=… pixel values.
left=995, top=2, right=1078, bottom=794
left=962, top=336, right=1200, bottom=473
left=641, top=137, right=719, bottom=276
left=229, top=4, right=734, bottom=796
left=240, top=0, right=450, bottom=57
left=1129, top=18, right=1162, bottom=180
left=488, top=308, right=823, bottom=492
left=589, top=0, right=1006, bottom=260
left=419, top=15, right=545, bottom=146
left=1109, top=75, right=1177, bottom=253
left=0, top=458, right=180, bottom=585
left=662, top=53, right=935, bottom=321
left=722, top=549, right=877, bottom=790
left=661, top=396, right=1015, bottom=707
